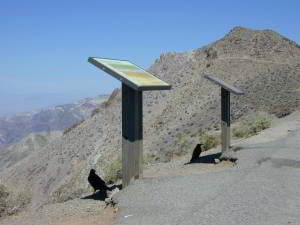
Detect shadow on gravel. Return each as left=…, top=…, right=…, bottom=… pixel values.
left=257, top=157, right=300, bottom=169
left=271, top=158, right=300, bottom=169
left=81, top=191, right=107, bottom=201
left=81, top=184, right=122, bottom=201
left=257, top=157, right=271, bottom=165
left=188, top=153, right=222, bottom=164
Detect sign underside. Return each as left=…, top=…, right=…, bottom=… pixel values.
left=89, top=57, right=171, bottom=91
left=204, top=74, right=244, bottom=95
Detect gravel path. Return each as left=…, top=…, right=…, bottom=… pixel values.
left=113, top=114, right=300, bottom=225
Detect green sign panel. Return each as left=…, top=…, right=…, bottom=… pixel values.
left=88, top=57, right=171, bottom=91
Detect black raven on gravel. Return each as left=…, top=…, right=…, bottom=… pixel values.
left=190, top=144, right=203, bottom=163
left=88, top=169, right=109, bottom=193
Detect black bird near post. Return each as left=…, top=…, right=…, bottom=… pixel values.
left=88, top=57, right=171, bottom=187
left=204, top=74, right=244, bottom=161
left=88, top=169, right=109, bottom=193
left=190, top=144, right=203, bottom=163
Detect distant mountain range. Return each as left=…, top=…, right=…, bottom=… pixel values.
left=0, top=95, right=108, bottom=148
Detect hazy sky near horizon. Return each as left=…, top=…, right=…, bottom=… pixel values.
left=0, top=0, right=299, bottom=116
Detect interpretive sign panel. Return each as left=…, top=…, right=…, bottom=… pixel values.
left=89, top=56, right=171, bottom=187
left=89, top=57, right=171, bottom=91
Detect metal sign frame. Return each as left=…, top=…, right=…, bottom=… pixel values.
left=88, top=57, right=171, bottom=91
left=204, top=74, right=245, bottom=156
left=89, top=57, right=171, bottom=187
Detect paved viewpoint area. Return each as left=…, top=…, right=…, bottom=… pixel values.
left=114, top=114, right=300, bottom=225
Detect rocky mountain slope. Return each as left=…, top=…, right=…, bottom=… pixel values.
left=0, top=95, right=108, bottom=148
left=1, top=27, right=299, bottom=209
left=0, top=131, right=62, bottom=172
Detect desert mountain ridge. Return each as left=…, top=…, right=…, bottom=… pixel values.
left=0, top=26, right=299, bottom=210
left=0, top=95, right=108, bottom=148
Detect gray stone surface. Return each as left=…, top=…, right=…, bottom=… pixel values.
left=114, top=128, right=300, bottom=225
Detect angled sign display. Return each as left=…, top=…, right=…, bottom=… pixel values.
left=204, top=74, right=245, bottom=158
left=88, top=57, right=171, bottom=91
left=89, top=56, right=171, bottom=187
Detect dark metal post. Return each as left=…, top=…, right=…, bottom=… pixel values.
left=122, top=84, right=143, bottom=187
left=221, top=87, right=230, bottom=153
left=204, top=74, right=244, bottom=160
left=89, top=57, right=170, bottom=187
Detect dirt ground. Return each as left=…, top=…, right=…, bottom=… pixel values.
left=0, top=197, right=117, bottom=225
left=47, top=207, right=117, bottom=225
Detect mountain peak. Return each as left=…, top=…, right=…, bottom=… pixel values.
left=224, top=26, right=300, bottom=47
left=199, top=26, right=300, bottom=62
left=227, top=26, right=277, bottom=36
left=228, top=26, right=252, bottom=33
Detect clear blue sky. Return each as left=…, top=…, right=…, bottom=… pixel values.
left=0, top=0, right=299, bottom=116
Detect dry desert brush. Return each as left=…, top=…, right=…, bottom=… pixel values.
left=233, top=113, right=272, bottom=138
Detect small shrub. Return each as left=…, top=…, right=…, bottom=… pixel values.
left=200, top=134, right=220, bottom=151
left=53, top=187, right=86, bottom=203
left=0, top=185, right=9, bottom=217
left=143, top=154, right=156, bottom=165
left=175, top=134, right=191, bottom=156
left=254, top=115, right=271, bottom=132
left=104, top=159, right=122, bottom=183
left=52, top=166, right=88, bottom=203
left=0, top=185, right=9, bottom=199
left=213, top=123, right=220, bottom=131
left=6, top=191, right=31, bottom=215
left=0, top=184, right=31, bottom=217
left=233, top=128, right=249, bottom=138
left=205, top=47, right=218, bottom=60
left=233, top=113, right=271, bottom=138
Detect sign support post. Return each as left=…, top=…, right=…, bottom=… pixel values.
left=204, top=74, right=244, bottom=159
left=221, top=87, right=230, bottom=154
left=89, top=57, right=171, bottom=187
left=122, top=84, right=143, bottom=187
